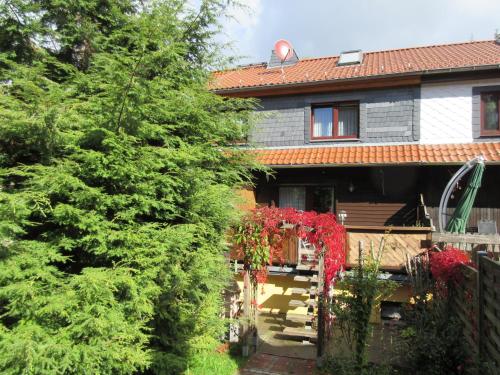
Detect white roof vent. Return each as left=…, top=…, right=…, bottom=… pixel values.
left=338, top=50, right=363, bottom=66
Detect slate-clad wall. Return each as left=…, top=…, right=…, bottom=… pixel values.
left=251, top=98, right=306, bottom=146
left=249, top=87, right=420, bottom=147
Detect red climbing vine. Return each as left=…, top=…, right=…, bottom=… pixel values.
left=233, top=207, right=346, bottom=292
left=429, top=246, right=473, bottom=284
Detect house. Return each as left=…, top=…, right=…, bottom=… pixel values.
left=214, top=37, right=500, bottom=353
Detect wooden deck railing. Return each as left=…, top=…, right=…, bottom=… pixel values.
left=431, top=232, right=500, bottom=259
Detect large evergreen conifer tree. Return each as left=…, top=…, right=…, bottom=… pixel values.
left=0, top=1, right=255, bottom=373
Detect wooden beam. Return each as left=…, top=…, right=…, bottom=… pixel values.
left=216, top=76, right=421, bottom=98
left=345, top=225, right=433, bottom=232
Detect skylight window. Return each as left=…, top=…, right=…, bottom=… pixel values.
left=337, top=50, right=363, bottom=66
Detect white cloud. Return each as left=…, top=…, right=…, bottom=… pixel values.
left=229, top=0, right=262, bottom=28
left=218, top=0, right=500, bottom=65
left=219, top=0, right=263, bottom=61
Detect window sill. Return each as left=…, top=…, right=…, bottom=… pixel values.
left=310, top=138, right=360, bottom=143
left=476, top=134, right=500, bottom=141
left=479, top=134, right=500, bottom=138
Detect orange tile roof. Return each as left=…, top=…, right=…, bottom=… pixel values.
left=212, top=40, right=500, bottom=92
left=252, top=142, right=500, bottom=166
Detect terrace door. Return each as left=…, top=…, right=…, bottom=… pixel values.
left=278, top=186, right=335, bottom=213
left=278, top=186, right=334, bottom=264
left=310, top=186, right=335, bottom=213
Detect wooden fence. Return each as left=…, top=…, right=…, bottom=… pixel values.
left=450, top=254, right=500, bottom=371
left=432, top=232, right=500, bottom=371
left=477, top=255, right=500, bottom=370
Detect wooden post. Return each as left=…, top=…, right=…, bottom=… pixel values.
left=358, top=240, right=365, bottom=284
left=317, top=252, right=325, bottom=359
left=476, top=251, right=487, bottom=363
left=242, top=269, right=251, bottom=357
left=358, top=240, right=364, bottom=269
left=251, top=279, right=258, bottom=353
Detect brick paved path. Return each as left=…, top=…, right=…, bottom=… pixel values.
left=238, top=353, right=317, bottom=375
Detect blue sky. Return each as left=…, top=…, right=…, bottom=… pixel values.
left=220, top=0, right=500, bottom=65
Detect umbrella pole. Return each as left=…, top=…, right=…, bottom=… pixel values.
left=438, top=156, right=484, bottom=232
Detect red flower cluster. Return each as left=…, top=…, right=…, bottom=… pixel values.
left=234, top=207, right=346, bottom=292
left=429, top=247, right=472, bottom=283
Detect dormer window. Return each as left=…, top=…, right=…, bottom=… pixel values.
left=311, top=103, right=359, bottom=140
left=481, top=92, right=500, bottom=136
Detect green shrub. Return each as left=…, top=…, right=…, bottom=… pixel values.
left=399, top=299, right=466, bottom=375
left=400, top=254, right=467, bottom=375
left=331, top=239, right=396, bottom=370
left=0, top=1, right=257, bottom=373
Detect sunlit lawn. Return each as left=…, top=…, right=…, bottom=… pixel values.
left=185, top=349, right=247, bottom=375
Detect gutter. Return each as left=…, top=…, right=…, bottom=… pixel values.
left=263, top=161, right=500, bottom=169
left=212, top=64, right=500, bottom=95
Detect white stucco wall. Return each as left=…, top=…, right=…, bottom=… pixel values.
left=420, top=78, right=500, bottom=144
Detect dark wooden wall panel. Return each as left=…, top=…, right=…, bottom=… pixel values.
left=252, top=165, right=500, bottom=230
left=337, top=201, right=416, bottom=226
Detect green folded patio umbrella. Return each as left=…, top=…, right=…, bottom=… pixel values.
left=446, top=161, right=485, bottom=234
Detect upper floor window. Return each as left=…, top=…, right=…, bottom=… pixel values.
left=481, top=92, right=500, bottom=136
left=311, top=103, right=359, bottom=140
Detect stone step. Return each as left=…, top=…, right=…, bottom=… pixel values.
left=296, top=264, right=319, bottom=272
left=293, top=275, right=318, bottom=283
left=290, top=287, right=317, bottom=296
left=290, top=288, right=308, bottom=295
left=289, top=299, right=317, bottom=308
left=285, top=313, right=315, bottom=324
left=281, top=327, right=318, bottom=341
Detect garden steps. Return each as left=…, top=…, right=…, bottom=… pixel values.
left=281, top=327, right=317, bottom=341
left=290, top=288, right=308, bottom=295
left=285, top=313, right=314, bottom=324
left=296, top=264, right=319, bottom=271
left=293, top=275, right=318, bottom=283
left=288, top=299, right=317, bottom=308
left=285, top=266, right=319, bottom=345
left=290, top=287, right=317, bottom=295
